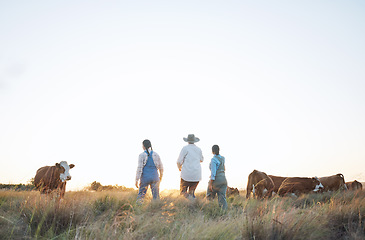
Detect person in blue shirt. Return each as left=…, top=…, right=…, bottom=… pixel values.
left=135, top=139, right=163, bottom=202
left=207, top=145, right=228, bottom=210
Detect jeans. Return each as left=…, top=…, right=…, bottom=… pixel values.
left=137, top=180, right=160, bottom=201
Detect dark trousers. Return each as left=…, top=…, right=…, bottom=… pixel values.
left=180, top=178, right=199, bottom=198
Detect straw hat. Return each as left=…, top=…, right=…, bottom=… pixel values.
left=183, top=134, right=200, bottom=143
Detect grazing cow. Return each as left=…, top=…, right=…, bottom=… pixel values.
left=278, top=177, right=323, bottom=197
left=226, top=187, right=239, bottom=197
left=345, top=180, right=363, bottom=191
left=246, top=170, right=274, bottom=198
left=34, top=161, right=75, bottom=198
left=268, top=175, right=287, bottom=194
left=319, top=174, right=347, bottom=192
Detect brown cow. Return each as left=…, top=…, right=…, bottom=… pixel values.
left=345, top=180, right=363, bottom=190
left=34, top=161, right=75, bottom=198
left=319, top=174, right=347, bottom=192
left=226, top=187, right=239, bottom=197
left=268, top=175, right=287, bottom=194
left=246, top=170, right=274, bottom=198
left=254, top=178, right=275, bottom=198
left=278, top=177, right=323, bottom=197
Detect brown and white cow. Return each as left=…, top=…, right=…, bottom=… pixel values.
left=226, top=187, right=239, bottom=197
left=345, top=180, right=363, bottom=191
left=319, top=174, right=347, bottom=192
left=268, top=175, right=287, bottom=194
left=278, top=177, right=323, bottom=197
left=246, top=170, right=274, bottom=198
left=34, top=161, right=75, bottom=198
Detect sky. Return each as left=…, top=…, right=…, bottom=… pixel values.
left=1, top=1, right=365, bottom=191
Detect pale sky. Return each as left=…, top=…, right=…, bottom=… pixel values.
left=1, top=1, right=365, bottom=191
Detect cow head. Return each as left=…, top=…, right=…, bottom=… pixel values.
left=226, top=187, right=239, bottom=197
left=56, top=161, right=75, bottom=182
left=312, top=177, right=324, bottom=192
left=337, top=174, right=347, bottom=190
left=255, top=179, right=268, bottom=198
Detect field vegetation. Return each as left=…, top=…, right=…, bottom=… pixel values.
left=0, top=189, right=364, bottom=239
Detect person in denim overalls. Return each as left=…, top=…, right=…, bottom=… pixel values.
left=207, top=145, right=228, bottom=210
left=135, top=139, right=163, bottom=202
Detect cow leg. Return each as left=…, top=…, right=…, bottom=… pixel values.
left=246, top=183, right=253, bottom=199
left=264, top=189, right=273, bottom=198
left=59, top=183, right=66, bottom=199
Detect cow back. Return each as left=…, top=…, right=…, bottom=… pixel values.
left=268, top=175, right=287, bottom=193
left=346, top=181, right=363, bottom=190
left=319, top=174, right=346, bottom=191
left=278, top=177, right=320, bottom=196
left=34, top=166, right=63, bottom=190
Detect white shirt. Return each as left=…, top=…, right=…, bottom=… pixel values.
left=177, top=144, right=204, bottom=182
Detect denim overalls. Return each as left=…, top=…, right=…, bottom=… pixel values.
left=137, top=151, right=160, bottom=200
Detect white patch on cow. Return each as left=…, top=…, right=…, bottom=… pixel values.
left=252, top=184, right=255, bottom=194
left=313, top=182, right=324, bottom=192
left=59, top=161, right=71, bottom=182
left=263, top=188, right=268, bottom=194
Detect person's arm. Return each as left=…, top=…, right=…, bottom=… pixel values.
left=154, top=152, right=164, bottom=180
left=208, top=157, right=219, bottom=191
left=208, top=179, right=214, bottom=192
left=135, top=154, right=144, bottom=188
left=177, top=147, right=187, bottom=171
left=200, top=148, right=204, bottom=163
left=210, top=158, right=218, bottom=181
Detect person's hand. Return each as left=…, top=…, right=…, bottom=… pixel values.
left=208, top=180, right=213, bottom=192
left=135, top=180, right=139, bottom=189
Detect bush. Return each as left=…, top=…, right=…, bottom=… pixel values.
left=86, top=181, right=136, bottom=192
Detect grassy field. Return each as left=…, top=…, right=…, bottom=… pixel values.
left=0, top=189, right=364, bottom=240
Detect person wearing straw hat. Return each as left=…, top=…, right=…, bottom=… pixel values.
left=177, top=134, right=204, bottom=198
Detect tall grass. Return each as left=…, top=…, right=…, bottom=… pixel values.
left=0, top=189, right=364, bottom=239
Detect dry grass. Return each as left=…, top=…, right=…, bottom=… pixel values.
left=0, top=189, right=364, bottom=239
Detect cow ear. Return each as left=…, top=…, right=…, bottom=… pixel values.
left=69, top=164, right=75, bottom=169
left=55, top=163, right=61, bottom=168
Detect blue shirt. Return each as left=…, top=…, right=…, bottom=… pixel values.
left=209, top=154, right=224, bottom=180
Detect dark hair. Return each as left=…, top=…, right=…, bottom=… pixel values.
left=212, top=145, right=220, bottom=155
left=143, top=139, right=152, bottom=156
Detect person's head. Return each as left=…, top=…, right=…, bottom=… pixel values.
left=142, top=139, right=152, bottom=156
left=212, top=145, right=220, bottom=155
